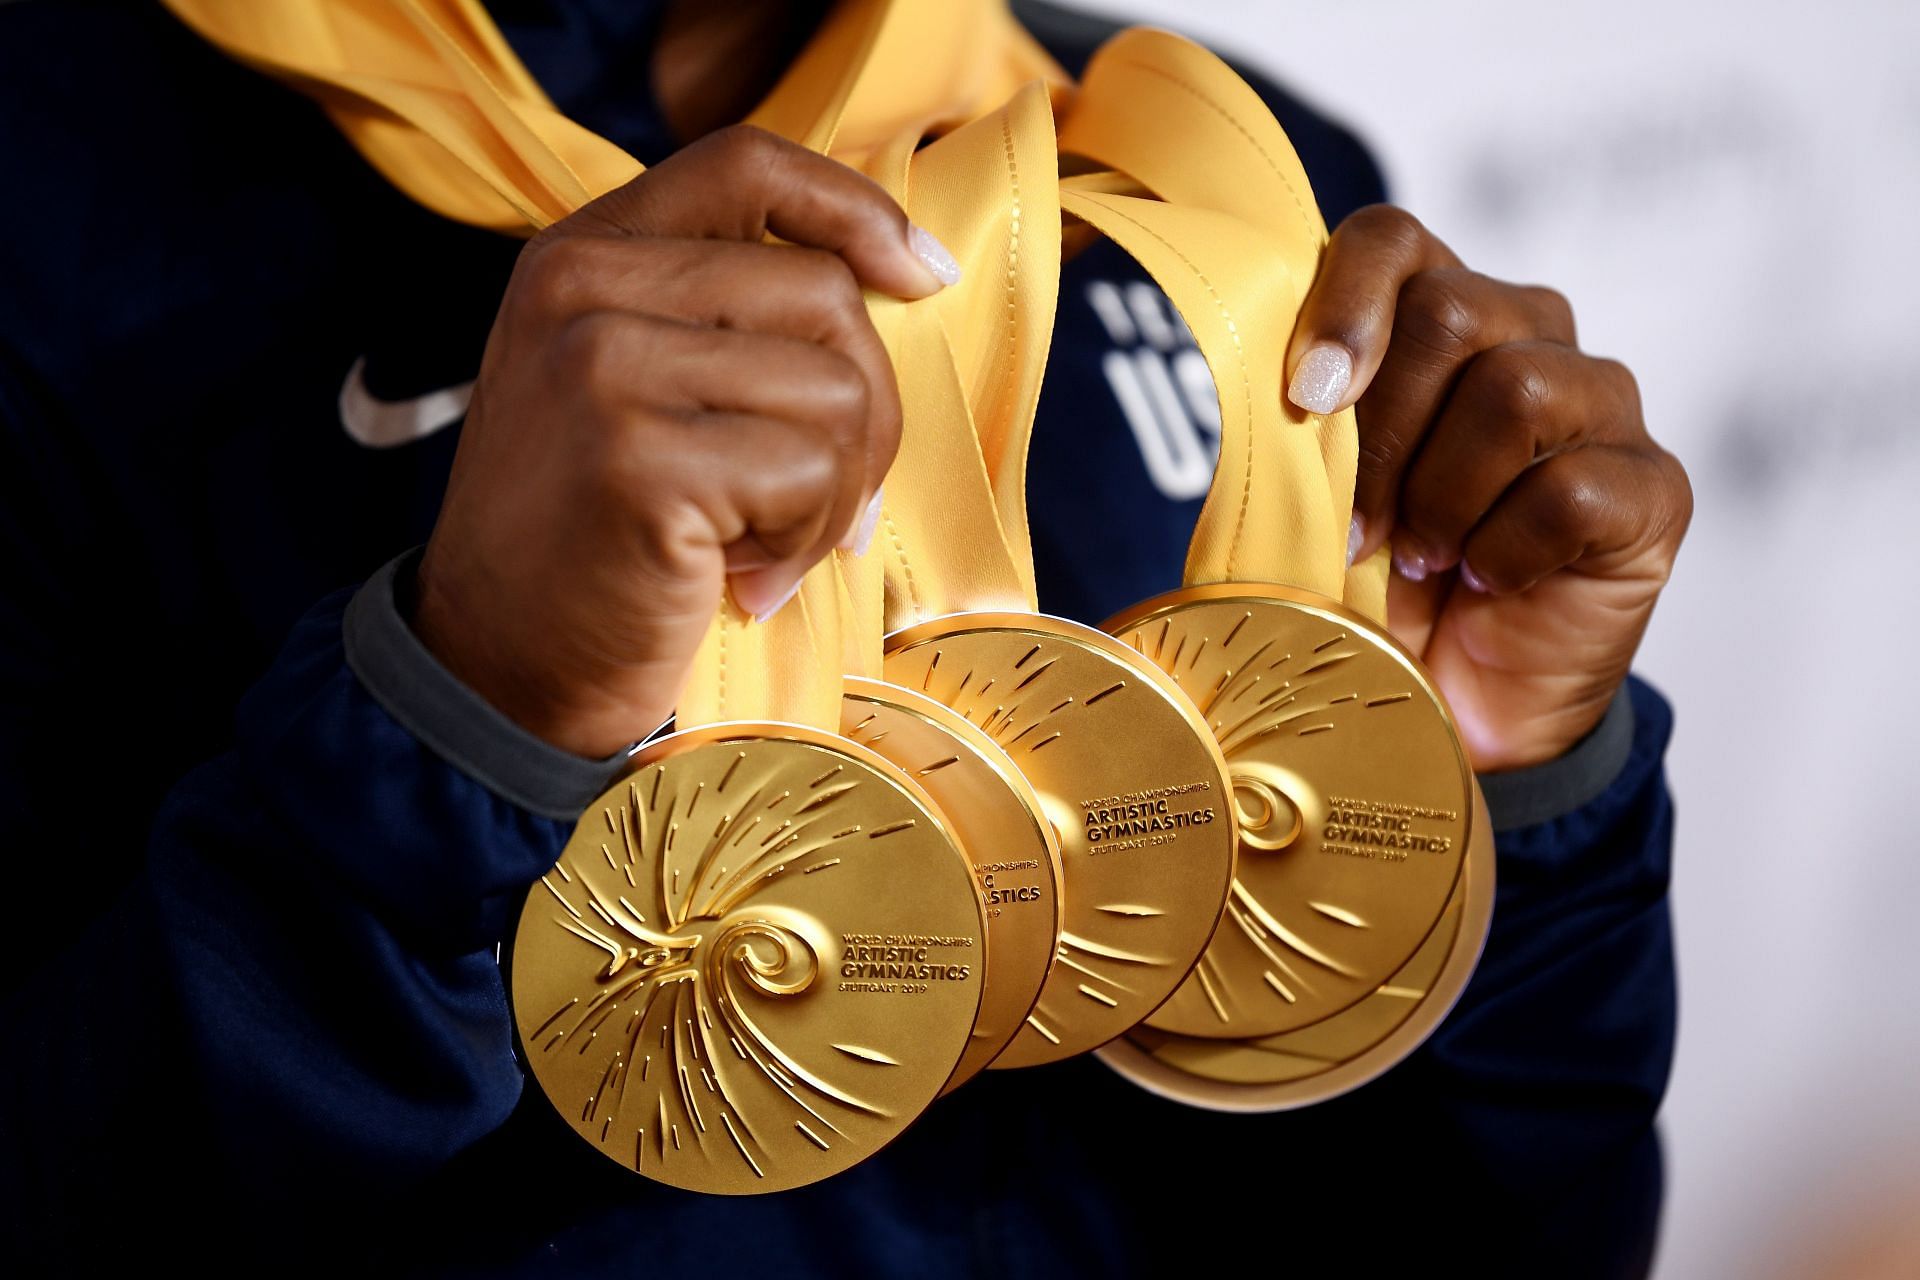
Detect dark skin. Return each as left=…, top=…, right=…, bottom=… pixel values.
left=1286, top=212, right=1691, bottom=769
left=416, top=127, right=935, bottom=757
left=417, top=4, right=1692, bottom=771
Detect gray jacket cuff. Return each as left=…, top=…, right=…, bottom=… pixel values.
left=343, top=547, right=1630, bottom=833
left=342, top=549, right=641, bottom=821
left=1476, top=683, right=1636, bottom=833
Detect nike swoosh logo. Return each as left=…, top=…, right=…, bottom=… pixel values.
left=338, top=356, right=474, bottom=449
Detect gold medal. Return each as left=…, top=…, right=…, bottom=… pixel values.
left=508, top=724, right=986, bottom=1194
left=195, top=0, right=1487, bottom=1173
left=1104, top=583, right=1472, bottom=1040
left=884, top=612, right=1237, bottom=1067
left=1095, top=781, right=1494, bottom=1110
left=839, top=677, right=1064, bottom=1086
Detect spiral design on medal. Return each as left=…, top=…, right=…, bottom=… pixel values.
left=708, top=917, right=819, bottom=999
left=1230, top=766, right=1303, bottom=851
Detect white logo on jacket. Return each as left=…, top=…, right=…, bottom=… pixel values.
left=1084, top=280, right=1221, bottom=500
left=338, top=357, right=474, bottom=449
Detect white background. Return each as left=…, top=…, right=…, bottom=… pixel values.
left=1102, top=2, right=1920, bottom=1276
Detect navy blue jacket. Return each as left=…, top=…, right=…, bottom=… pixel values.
left=0, top=2, right=1676, bottom=1275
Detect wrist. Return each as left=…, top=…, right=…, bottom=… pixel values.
left=1457, top=666, right=1625, bottom=773
left=410, top=551, right=675, bottom=759
left=1476, top=682, right=1638, bottom=833
left=343, top=551, right=641, bottom=820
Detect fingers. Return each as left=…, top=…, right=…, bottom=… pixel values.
left=571, top=313, right=873, bottom=569
left=520, top=236, right=903, bottom=500
left=506, top=126, right=959, bottom=624
left=1285, top=205, right=1461, bottom=416
left=1392, top=344, right=1641, bottom=579
left=656, top=408, right=859, bottom=619
left=1457, top=445, right=1691, bottom=596
left=558, top=124, right=958, bottom=300
left=556, top=313, right=875, bottom=619
left=1345, top=267, right=1577, bottom=559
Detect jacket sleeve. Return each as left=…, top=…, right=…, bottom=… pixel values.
left=1423, top=676, right=1679, bottom=1277
left=1, top=554, right=631, bottom=1259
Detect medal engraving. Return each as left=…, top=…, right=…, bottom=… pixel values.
left=885, top=613, right=1236, bottom=1067
left=1096, top=782, right=1496, bottom=1111
left=510, top=727, right=985, bottom=1194
left=1106, top=585, right=1472, bottom=1040
left=840, top=678, right=1064, bottom=1086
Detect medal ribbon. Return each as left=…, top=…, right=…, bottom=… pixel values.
left=159, top=0, right=1385, bottom=735
left=1054, top=30, right=1391, bottom=623
left=160, top=0, right=1069, bottom=730
left=871, top=27, right=1393, bottom=633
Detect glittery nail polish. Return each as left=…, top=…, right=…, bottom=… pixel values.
left=1287, top=344, right=1352, bottom=415
left=908, top=224, right=961, bottom=287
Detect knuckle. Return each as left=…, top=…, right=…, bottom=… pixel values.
left=869, top=379, right=903, bottom=452
left=794, top=246, right=865, bottom=312
left=1344, top=203, right=1428, bottom=253
left=681, top=127, right=792, bottom=234
left=631, top=482, right=708, bottom=566
left=1528, top=285, right=1577, bottom=339
left=810, top=351, right=871, bottom=425
left=1669, top=452, right=1695, bottom=524
left=704, top=123, right=785, bottom=173
left=754, top=424, right=841, bottom=504
left=557, top=313, right=641, bottom=401
left=1532, top=463, right=1606, bottom=541
left=1476, top=345, right=1555, bottom=429
left=1597, top=356, right=1645, bottom=418
left=1397, top=269, right=1481, bottom=356
left=515, top=235, right=596, bottom=316
left=1658, top=448, right=1696, bottom=541
left=556, top=311, right=613, bottom=375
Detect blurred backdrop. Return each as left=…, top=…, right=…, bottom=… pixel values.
left=1096, top=2, right=1920, bottom=1276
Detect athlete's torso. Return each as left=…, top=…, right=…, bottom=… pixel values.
left=0, top=2, right=1392, bottom=1271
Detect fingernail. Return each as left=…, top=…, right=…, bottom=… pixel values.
left=752, top=581, right=799, bottom=623
left=1287, top=343, right=1352, bottom=415
left=1458, top=561, right=1490, bottom=593
left=744, top=579, right=801, bottom=624
left=908, top=223, right=961, bottom=288
left=1346, top=515, right=1365, bottom=568
left=1393, top=546, right=1429, bottom=583
left=851, top=488, right=884, bottom=557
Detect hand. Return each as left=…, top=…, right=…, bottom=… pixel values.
left=1285, top=206, right=1692, bottom=771
left=413, top=126, right=954, bottom=758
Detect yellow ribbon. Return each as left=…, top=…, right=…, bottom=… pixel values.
left=158, top=0, right=1389, bottom=742
left=870, top=25, right=1390, bottom=633
left=1055, top=30, right=1391, bottom=620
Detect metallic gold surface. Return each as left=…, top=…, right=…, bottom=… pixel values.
left=1095, top=780, right=1495, bottom=1111
left=884, top=612, right=1236, bottom=1067
left=509, top=724, right=985, bottom=1194
left=1104, top=584, right=1472, bottom=1039
left=839, top=678, right=1064, bottom=1087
